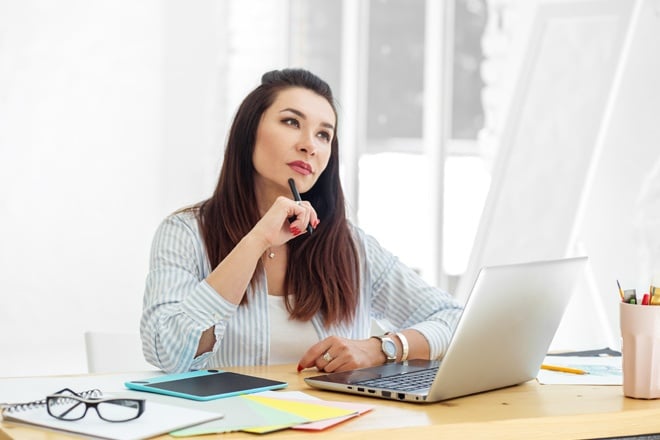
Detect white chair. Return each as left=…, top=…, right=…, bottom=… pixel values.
left=84, top=331, right=158, bottom=373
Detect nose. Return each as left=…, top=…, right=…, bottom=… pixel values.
left=296, top=130, right=317, bottom=156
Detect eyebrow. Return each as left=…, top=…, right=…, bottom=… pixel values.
left=280, top=107, right=335, bottom=131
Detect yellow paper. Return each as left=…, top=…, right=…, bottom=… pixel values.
left=241, top=395, right=357, bottom=434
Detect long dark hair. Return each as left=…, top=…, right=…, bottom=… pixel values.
left=197, top=68, right=359, bottom=326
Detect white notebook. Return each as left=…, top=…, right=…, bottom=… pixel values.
left=2, top=398, right=222, bottom=440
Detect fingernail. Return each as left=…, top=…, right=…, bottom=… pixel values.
left=297, top=364, right=303, bottom=373
left=290, top=226, right=301, bottom=235
left=313, top=219, right=320, bottom=228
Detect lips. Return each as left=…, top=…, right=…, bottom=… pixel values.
left=288, top=161, right=312, bottom=175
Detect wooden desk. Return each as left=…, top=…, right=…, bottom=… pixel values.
left=2, top=364, right=659, bottom=439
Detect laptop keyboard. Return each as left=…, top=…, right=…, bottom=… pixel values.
left=355, top=366, right=439, bottom=392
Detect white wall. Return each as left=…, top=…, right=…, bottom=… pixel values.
left=478, top=0, right=660, bottom=351
left=0, top=0, right=231, bottom=376
left=571, top=0, right=660, bottom=349
left=1, top=0, right=158, bottom=376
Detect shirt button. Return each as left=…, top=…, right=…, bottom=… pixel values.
left=213, top=313, right=221, bottom=321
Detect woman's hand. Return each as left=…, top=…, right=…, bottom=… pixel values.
left=251, top=196, right=319, bottom=250
left=204, top=196, right=318, bottom=308
left=297, top=336, right=384, bottom=373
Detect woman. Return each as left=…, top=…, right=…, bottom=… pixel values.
left=141, top=68, right=462, bottom=374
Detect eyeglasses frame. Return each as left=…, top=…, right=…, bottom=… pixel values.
left=46, top=388, right=145, bottom=422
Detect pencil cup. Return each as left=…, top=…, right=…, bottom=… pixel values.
left=620, top=302, right=660, bottom=399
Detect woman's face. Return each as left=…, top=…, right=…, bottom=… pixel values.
left=252, top=87, right=335, bottom=195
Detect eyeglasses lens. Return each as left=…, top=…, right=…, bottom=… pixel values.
left=47, top=395, right=87, bottom=420
left=97, top=399, right=142, bottom=421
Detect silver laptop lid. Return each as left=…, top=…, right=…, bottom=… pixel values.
left=427, top=256, right=587, bottom=401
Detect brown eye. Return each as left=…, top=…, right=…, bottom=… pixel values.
left=282, top=118, right=300, bottom=128
left=317, top=131, right=331, bottom=142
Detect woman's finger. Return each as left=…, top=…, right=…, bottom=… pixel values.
left=288, top=200, right=313, bottom=235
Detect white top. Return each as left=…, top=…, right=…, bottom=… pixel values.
left=267, top=295, right=318, bottom=364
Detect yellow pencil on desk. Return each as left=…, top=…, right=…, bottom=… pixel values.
left=540, top=364, right=588, bottom=375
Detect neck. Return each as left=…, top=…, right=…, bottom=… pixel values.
left=254, top=178, right=291, bottom=216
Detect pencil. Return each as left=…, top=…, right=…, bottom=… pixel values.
left=540, top=364, right=587, bottom=375
left=617, top=280, right=625, bottom=301
left=287, top=178, right=314, bottom=235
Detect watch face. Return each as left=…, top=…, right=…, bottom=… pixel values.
left=383, top=339, right=397, bottom=358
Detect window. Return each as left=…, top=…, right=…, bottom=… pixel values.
left=288, top=0, right=488, bottom=286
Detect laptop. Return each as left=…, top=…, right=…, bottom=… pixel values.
left=305, top=256, right=587, bottom=403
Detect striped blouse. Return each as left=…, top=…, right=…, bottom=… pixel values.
left=141, top=210, right=463, bottom=374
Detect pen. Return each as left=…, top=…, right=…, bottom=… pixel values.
left=617, top=280, right=624, bottom=301
left=540, top=364, right=587, bottom=375
left=288, top=178, right=314, bottom=236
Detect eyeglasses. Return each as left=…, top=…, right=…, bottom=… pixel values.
left=46, top=388, right=145, bottom=422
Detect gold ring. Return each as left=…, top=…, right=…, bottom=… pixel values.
left=322, top=352, right=333, bottom=363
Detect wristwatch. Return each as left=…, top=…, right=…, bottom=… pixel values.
left=372, top=334, right=397, bottom=363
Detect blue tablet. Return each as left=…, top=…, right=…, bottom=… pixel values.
left=125, top=369, right=287, bottom=401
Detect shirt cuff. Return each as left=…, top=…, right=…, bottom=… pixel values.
left=409, top=320, right=455, bottom=360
